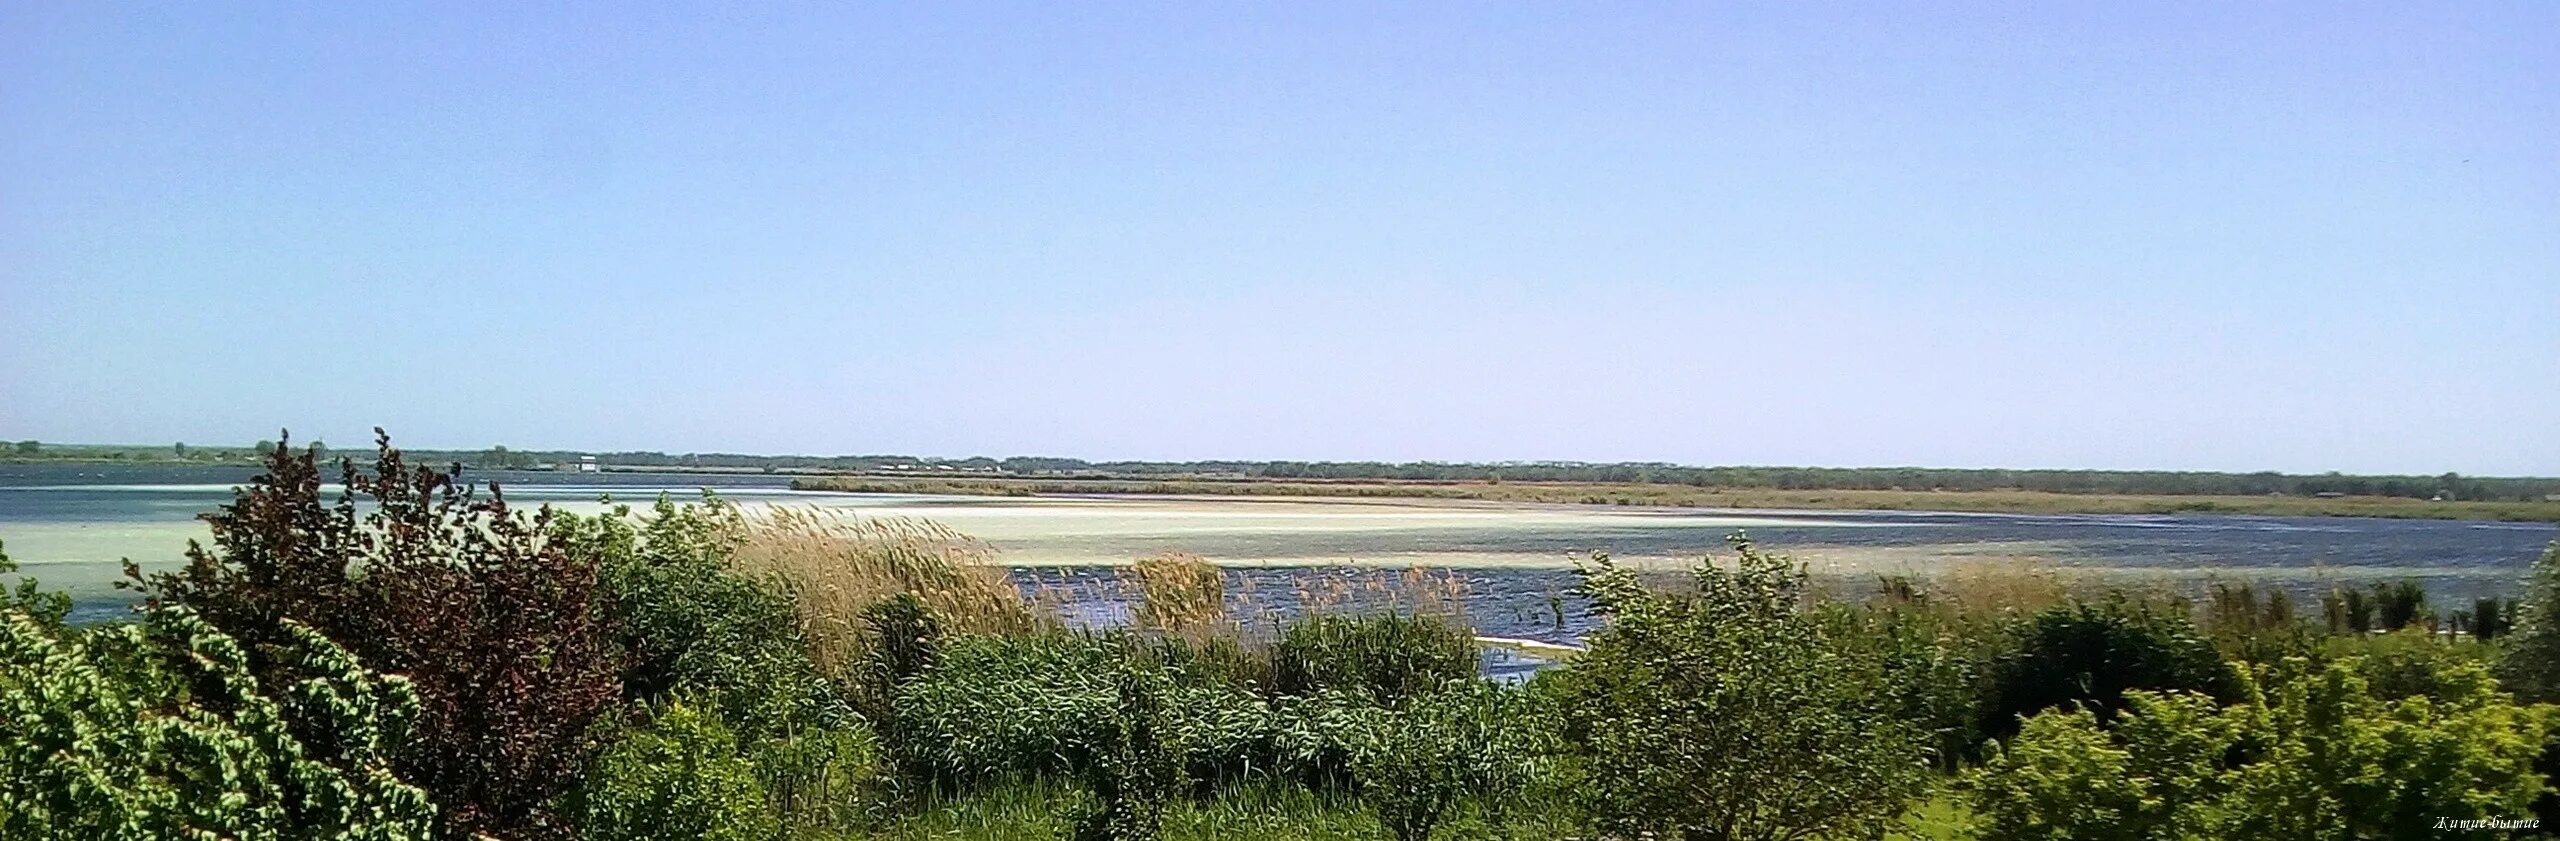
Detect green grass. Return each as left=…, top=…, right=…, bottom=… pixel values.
left=1889, top=794, right=1975, bottom=841
left=856, top=781, right=1572, bottom=841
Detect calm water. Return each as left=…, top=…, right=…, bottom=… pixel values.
left=5, top=463, right=2553, bottom=650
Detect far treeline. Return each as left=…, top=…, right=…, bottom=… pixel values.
left=10, top=438, right=2559, bottom=502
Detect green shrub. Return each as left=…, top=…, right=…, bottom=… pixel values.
left=1971, top=656, right=2553, bottom=839
left=1, top=599, right=435, bottom=840
left=563, top=495, right=846, bottom=740
left=1816, top=598, right=2002, bottom=768
left=2203, top=582, right=2320, bottom=665
left=2372, top=579, right=2429, bottom=632
left=0, top=539, right=70, bottom=626
left=1273, top=681, right=1545, bottom=841
left=1977, top=598, right=2244, bottom=744
left=1071, top=662, right=1183, bottom=841
left=1969, top=691, right=2237, bottom=841
left=2474, top=596, right=2514, bottom=641
left=890, top=631, right=1281, bottom=795
left=860, top=592, right=944, bottom=722
left=891, top=632, right=1123, bottom=790
left=2499, top=542, right=2560, bottom=702
left=2325, top=586, right=2377, bottom=634
left=1272, top=613, right=1474, bottom=706
left=1553, top=536, right=1932, bottom=839
left=2331, top=628, right=2500, bottom=704
left=570, top=702, right=780, bottom=841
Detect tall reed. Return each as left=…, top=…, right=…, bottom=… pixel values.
left=1127, top=551, right=1227, bottom=638
left=728, top=507, right=1041, bottom=691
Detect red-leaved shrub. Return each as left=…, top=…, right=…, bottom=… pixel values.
left=130, top=429, right=619, bottom=840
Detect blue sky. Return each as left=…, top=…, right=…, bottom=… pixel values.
left=4, top=3, right=2553, bottom=473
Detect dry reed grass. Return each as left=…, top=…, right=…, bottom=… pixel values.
left=1927, top=556, right=2084, bottom=616
left=1126, top=551, right=1226, bottom=637
left=1285, top=566, right=1471, bottom=621
left=728, top=507, right=1042, bottom=687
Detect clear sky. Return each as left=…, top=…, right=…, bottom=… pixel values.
left=3, top=3, right=2553, bottom=474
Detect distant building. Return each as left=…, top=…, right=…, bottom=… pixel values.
left=558, top=456, right=600, bottom=473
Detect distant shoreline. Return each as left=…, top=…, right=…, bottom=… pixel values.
left=789, top=475, right=2560, bottom=523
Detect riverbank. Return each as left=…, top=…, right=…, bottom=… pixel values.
left=790, top=476, right=2560, bottom=522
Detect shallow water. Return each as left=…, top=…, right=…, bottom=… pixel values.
left=4, top=463, right=2552, bottom=644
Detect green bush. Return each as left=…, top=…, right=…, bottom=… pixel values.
left=891, top=631, right=1282, bottom=795
left=2330, top=628, right=2500, bottom=704
left=561, top=495, right=846, bottom=740
left=1971, top=656, right=2553, bottom=839
left=1273, top=681, right=1545, bottom=841
left=1816, top=598, right=2002, bottom=768
left=570, top=702, right=780, bottom=841
left=0, top=539, right=70, bottom=626
left=891, top=632, right=1124, bottom=790
left=2499, top=542, right=2560, bottom=702
left=859, top=591, right=944, bottom=722
left=2202, top=582, right=2321, bottom=665
left=1071, top=662, right=1184, bottom=841
left=1272, top=613, right=1475, bottom=706
left=1, top=597, right=435, bottom=840
left=2372, top=579, right=2430, bottom=632
left=1977, top=598, right=2245, bottom=744
left=1553, top=536, right=1932, bottom=839
left=2474, top=596, right=2515, bottom=641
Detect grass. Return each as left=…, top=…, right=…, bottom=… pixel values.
left=860, top=781, right=1572, bottom=841
left=1889, top=794, right=1975, bottom=841
left=727, top=508, right=1042, bottom=689
left=791, top=476, right=2560, bottom=522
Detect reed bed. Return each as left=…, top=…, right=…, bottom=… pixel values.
left=1128, top=551, right=1226, bottom=636
left=729, top=507, right=1042, bottom=688
left=1926, top=556, right=2084, bottom=616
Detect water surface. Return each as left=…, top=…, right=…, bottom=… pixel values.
left=5, top=463, right=2551, bottom=644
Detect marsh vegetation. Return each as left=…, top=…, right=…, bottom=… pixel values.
left=7, top=434, right=2560, bottom=840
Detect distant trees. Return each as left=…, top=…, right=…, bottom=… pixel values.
left=10, top=440, right=34, bottom=455
left=479, top=445, right=538, bottom=469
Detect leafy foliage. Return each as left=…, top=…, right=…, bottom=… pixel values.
left=1977, top=598, right=2245, bottom=744
left=0, top=539, right=72, bottom=626
left=1553, top=535, right=1932, bottom=840
left=127, top=430, right=619, bottom=840
left=2499, top=541, right=2560, bottom=702
left=1, top=599, right=434, bottom=840
left=2371, top=579, right=2430, bottom=632
left=1816, top=596, right=2003, bottom=768
left=1272, top=613, right=1475, bottom=706
left=559, top=495, right=871, bottom=831
left=568, top=702, right=780, bottom=841
left=559, top=495, right=844, bottom=740
left=1972, top=657, right=2553, bottom=840
left=1071, top=662, right=1183, bottom=841
left=858, top=592, right=944, bottom=725
left=1275, top=682, right=1545, bottom=841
